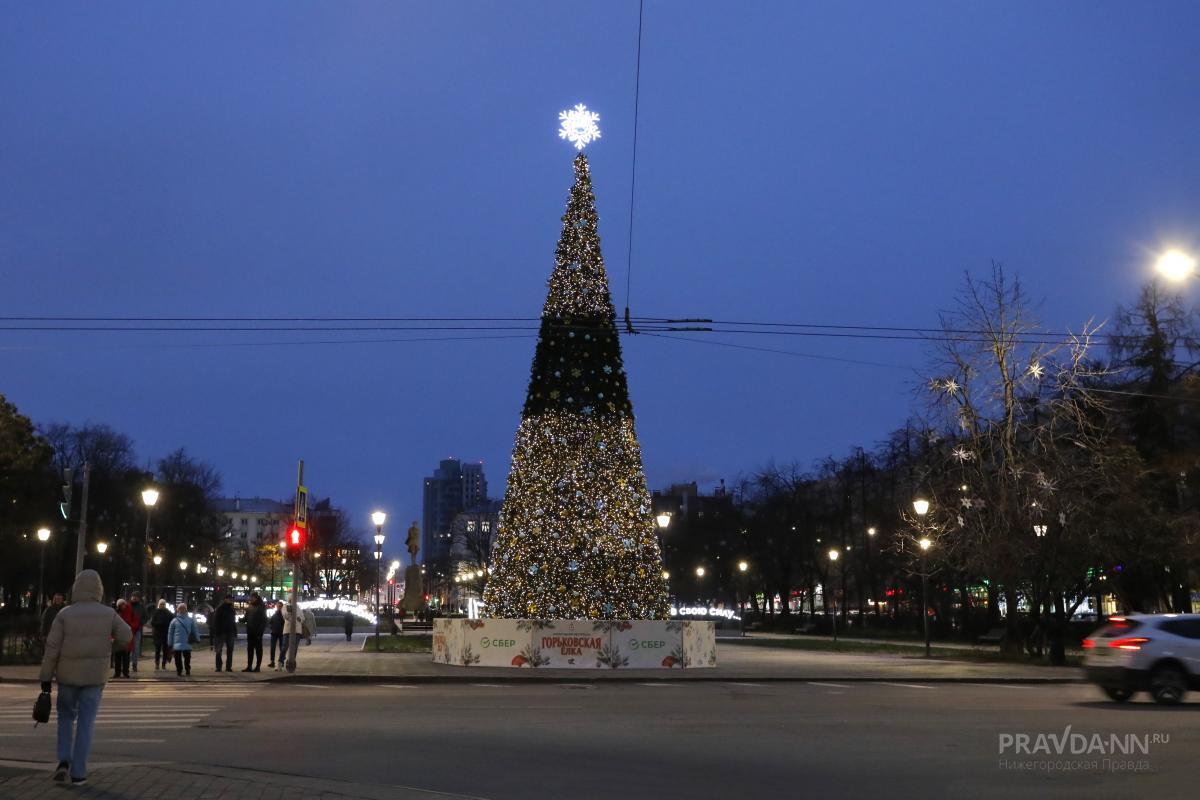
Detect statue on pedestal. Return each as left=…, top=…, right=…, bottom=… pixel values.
left=401, top=521, right=424, bottom=613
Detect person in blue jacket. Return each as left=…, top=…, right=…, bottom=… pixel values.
left=167, top=604, right=198, bottom=677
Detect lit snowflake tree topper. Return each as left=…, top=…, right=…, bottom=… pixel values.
left=558, top=103, right=601, bottom=150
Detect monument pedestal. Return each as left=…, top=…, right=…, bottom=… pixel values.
left=433, top=618, right=716, bottom=669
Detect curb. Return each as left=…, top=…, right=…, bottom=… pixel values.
left=0, top=673, right=1084, bottom=685
left=258, top=673, right=1084, bottom=685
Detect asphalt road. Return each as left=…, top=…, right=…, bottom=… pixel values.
left=1, top=679, right=1196, bottom=799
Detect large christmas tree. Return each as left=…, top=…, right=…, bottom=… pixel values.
left=483, top=152, right=669, bottom=620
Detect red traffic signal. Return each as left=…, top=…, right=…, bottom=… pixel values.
left=286, top=526, right=304, bottom=553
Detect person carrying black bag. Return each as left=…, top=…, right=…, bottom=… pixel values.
left=39, top=569, right=133, bottom=785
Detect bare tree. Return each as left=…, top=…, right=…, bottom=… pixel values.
left=923, top=264, right=1117, bottom=659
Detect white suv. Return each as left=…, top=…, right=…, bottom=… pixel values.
left=1083, top=614, right=1200, bottom=704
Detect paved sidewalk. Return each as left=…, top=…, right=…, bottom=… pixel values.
left=0, top=759, right=460, bottom=799
left=0, top=631, right=1081, bottom=684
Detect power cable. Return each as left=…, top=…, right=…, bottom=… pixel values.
left=623, top=0, right=645, bottom=334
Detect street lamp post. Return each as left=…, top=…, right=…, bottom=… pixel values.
left=737, top=560, right=749, bottom=637
left=913, top=498, right=932, bottom=658
left=866, top=526, right=877, bottom=618
left=919, top=537, right=932, bottom=657
left=152, top=554, right=162, bottom=602
left=827, top=549, right=840, bottom=642
left=140, top=488, right=159, bottom=600
left=95, top=540, right=109, bottom=598
left=372, top=511, right=386, bottom=652
left=36, top=527, right=51, bottom=610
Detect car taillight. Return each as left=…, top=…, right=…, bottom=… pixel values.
left=1108, top=637, right=1150, bottom=651
left=1081, top=638, right=1095, bottom=649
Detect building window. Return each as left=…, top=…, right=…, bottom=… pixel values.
left=467, top=521, right=476, bottom=532
left=482, top=522, right=490, bottom=532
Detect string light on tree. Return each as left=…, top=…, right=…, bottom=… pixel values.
left=483, top=106, right=669, bottom=620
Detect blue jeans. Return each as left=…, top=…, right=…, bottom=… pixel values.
left=131, top=630, right=142, bottom=668
left=56, top=684, right=104, bottom=779
left=281, top=634, right=295, bottom=666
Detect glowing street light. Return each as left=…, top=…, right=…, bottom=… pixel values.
left=372, top=510, right=387, bottom=652
left=695, top=566, right=705, bottom=578
left=655, top=511, right=672, bottom=529
left=737, top=560, right=749, bottom=573
left=918, top=537, right=933, bottom=657
left=913, top=498, right=930, bottom=516
left=828, top=548, right=841, bottom=641
left=179, top=560, right=188, bottom=571
left=867, top=527, right=876, bottom=537
left=95, top=541, right=108, bottom=555
left=1155, top=249, right=1197, bottom=283
left=36, top=527, right=51, bottom=608
left=140, top=487, right=159, bottom=598
left=152, top=555, right=162, bottom=565
left=661, top=570, right=670, bottom=580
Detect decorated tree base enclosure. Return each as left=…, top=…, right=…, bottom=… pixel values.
left=435, top=105, right=716, bottom=669
left=434, top=618, right=716, bottom=669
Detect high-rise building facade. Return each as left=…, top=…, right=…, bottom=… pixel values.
left=421, top=458, right=488, bottom=565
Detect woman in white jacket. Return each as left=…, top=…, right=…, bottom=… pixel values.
left=280, top=603, right=305, bottom=667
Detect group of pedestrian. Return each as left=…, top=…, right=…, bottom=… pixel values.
left=36, top=569, right=336, bottom=785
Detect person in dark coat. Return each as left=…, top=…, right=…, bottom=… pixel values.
left=268, top=602, right=284, bottom=670
left=342, top=609, right=354, bottom=641
left=240, top=593, right=267, bottom=672
left=150, top=599, right=173, bottom=669
left=211, top=596, right=236, bottom=672
left=41, top=593, right=66, bottom=639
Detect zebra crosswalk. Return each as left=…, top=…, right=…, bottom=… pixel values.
left=0, top=681, right=259, bottom=735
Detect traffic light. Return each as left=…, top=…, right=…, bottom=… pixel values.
left=60, top=468, right=73, bottom=520
left=286, top=526, right=305, bottom=556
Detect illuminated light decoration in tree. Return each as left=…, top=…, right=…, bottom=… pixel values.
left=558, top=103, right=602, bottom=150
left=483, top=129, right=668, bottom=620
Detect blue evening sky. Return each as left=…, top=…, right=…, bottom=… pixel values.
left=4, top=2, right=1199, bottom=554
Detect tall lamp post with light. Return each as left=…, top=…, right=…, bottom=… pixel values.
left=372, top=511, right=386, bottom=652
left=736, top=560, right=749, bottom=636
left=95, top=540, right=109, bottom=598
left=140, top=488, right=159, bottom=599
left=36, top=527, right=51, bottom=610
left=151, top=554, right=162, bottom=602
left=913, top=497, right=933, bottom=658
left=827, top=548, right=840, bottom=642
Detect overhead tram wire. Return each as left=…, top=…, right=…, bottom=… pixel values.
left=0, top=311, right=1118, bottom=346
left=643, top=332, right=911, bottom=370
left=623, top=0, right=645, bottom=335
